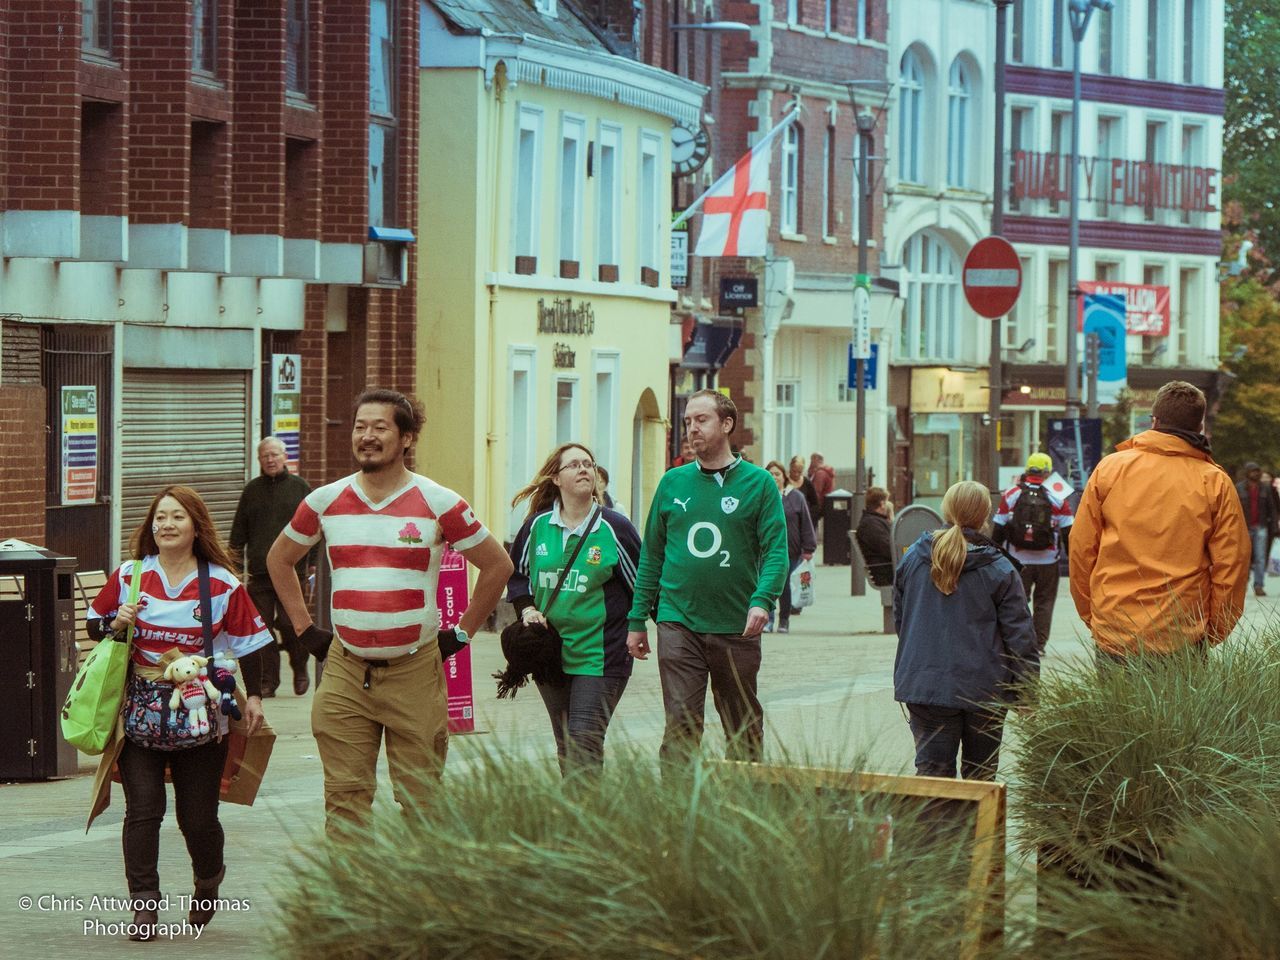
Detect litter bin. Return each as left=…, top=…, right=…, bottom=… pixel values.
left=823, top=489, right=853, bottom=565
left=0, top=538, right=79, bottom=780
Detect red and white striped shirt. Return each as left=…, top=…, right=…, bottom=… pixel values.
left=284, top=473, right=487, bottom=659
left=88, top=557, right=274, bottom=667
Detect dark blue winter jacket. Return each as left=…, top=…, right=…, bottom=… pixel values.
left=893, top=529, right=1039, bottom=709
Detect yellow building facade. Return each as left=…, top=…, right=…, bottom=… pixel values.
left=418, top=0, right=704, bottom=540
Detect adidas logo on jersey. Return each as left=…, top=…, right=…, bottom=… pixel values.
left=535, top=543, right=549, bottom=556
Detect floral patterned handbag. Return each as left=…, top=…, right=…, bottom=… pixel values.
left=121, top=559, right=220, bottom=751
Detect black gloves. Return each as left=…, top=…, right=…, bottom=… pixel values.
left=437, top=628, right=467, bottom=661
left=298, top=624, right=334, bottom=661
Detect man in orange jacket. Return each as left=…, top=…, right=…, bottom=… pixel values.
left=1069, top=381, right=1249, bottom=658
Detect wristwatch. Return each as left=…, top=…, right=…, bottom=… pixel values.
left=455, top=625, right=470, bottom=646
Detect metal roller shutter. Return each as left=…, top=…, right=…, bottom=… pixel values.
left=121, top=370, right=250, bottom=545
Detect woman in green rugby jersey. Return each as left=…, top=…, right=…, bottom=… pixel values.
left=507, top=443, right=643, bottom=776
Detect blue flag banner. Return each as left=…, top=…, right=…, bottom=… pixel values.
left=1082, top=292, right=1127, bottom=405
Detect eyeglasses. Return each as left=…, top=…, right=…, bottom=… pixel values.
left=559, top=460, right=596, bottom=473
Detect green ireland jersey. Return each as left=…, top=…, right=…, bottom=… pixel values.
left=627, top=458, right=789, bottom=634
left=508, top=505, right=642, bottom=676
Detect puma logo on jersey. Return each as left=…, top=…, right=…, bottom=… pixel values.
left=673, top=497, right=691, bottom=512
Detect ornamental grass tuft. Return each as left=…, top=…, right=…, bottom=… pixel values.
left=272, top=744, right=990, bottom=960
left=1020, top=800, right=1280, bottom=960
left=1010, top=628, right=1280, bottom=885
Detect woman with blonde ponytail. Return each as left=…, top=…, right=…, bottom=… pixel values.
left=891, top=480, right=1038, bottom=780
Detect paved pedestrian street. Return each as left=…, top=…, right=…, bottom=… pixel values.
left=4, top=560, right=1277, bottom=958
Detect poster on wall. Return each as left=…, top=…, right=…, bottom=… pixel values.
left=437, top=548, right=475, bottom=734
left=61, top=386, right=98, bottom=505
left=271, top=354, right=301, bottom=472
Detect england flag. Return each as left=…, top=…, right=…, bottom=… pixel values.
left=674, top=109, right=799, bottom=258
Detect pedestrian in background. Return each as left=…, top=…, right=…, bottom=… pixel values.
left=992, top=452, right=1073, bottom=653
left=1070, top=380, right=1249, bottom=661
left=507, top=443, right=642, bottom=776
left=854, top=486, right=895, bottom=586
left=86, top=485, right=272, bottom=940
left=626, top=389, right=789, bottom=766
left=893, top=480, right=1038, bottom=781
left=789, top=455, right=819, bottom=524
left=266, top=388, right=512, bottom=836
left=229, top=436, right=317, bottom=697
left=808, top=452, right=836, bottom=517
left=1266, top=469, right=1280, bottom=576
left=1236, top=461, right=1276, bottom=597
left=766, top=460, right=816, bottom=632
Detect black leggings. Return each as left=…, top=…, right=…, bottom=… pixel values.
left=118, top=736, right=230, bottom=896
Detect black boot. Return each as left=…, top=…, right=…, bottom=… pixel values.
left=187, top=866, right=225, bottom=930
left=128, top=891, right=160, bottom=941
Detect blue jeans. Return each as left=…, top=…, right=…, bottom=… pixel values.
left=905, top=703, right=1006, bottom=781
left=1250, top=525, right=1269, bottom=589
left=536, top=674, right=629, bottom=776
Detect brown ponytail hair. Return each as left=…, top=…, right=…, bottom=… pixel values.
left=930, top=481, right=993, bottom=596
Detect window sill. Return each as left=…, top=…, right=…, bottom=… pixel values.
left=779, top=232, right=807, bottom=243
left=81, top=50, right=121, bottom=68
left=191, top=72, right=226, bottom=90
left=822, top=235, right=838, bottom=245
left=286, top=93, right=316, bottom=111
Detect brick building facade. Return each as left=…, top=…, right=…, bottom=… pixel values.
left=0, top=0, right=417, bottom=571
left=626, top=0, right=889, bottom=472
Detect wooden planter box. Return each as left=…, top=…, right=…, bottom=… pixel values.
left=640, top=266, right=660, bottom=287
left=514, top=256, right=537, bottom=275
left=559, top=259, right=579, bottom=279
left=598, top=263, right=619, bottom=283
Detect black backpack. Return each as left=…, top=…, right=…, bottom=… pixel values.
left=1009, top=482, right=1056, bottom=551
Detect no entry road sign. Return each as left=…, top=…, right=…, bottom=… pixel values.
left=963, top=236, right=1022, bottom=318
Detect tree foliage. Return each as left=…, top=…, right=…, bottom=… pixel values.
left=1213, top=272, right=1280, bottom=474
left=1224, top=3, right=1280, bottom=283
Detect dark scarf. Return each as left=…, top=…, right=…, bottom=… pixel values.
left=1155, top=425, right=1212, bottom=455
left=493, top=621, right=568, bottom=699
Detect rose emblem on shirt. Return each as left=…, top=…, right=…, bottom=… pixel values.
left=398, top=522, right=424, bottom=544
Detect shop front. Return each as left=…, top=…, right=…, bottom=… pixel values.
left=908, top=367, right=989, bottom=510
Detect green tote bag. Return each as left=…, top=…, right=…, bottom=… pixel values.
left=60, top=566, right=142, bottom=755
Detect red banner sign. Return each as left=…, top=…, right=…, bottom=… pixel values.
left=1012, top=150, right=1218, bottom=213
left=1075, top=281, right=1170, bottom=336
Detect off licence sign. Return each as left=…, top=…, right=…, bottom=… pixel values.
left=962, top=236, right=1022, bottom=319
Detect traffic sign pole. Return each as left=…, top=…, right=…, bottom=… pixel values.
left=963, top=236, right=1023, bottom=493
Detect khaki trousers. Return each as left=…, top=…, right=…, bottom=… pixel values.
left=311, top=636, right=449, bottom=836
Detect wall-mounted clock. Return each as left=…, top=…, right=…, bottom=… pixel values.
left=671, top=122, right=711, bottom=176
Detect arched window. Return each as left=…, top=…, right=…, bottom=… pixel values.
left=898, top=49, right=924, bottom=184
left=901, top=230, right=962, bottom=361
left=947, top=58, right=972, bottom=188
left=781, top=123, right=802, bottom=233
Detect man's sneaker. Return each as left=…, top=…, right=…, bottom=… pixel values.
left=1257, top=585, right=1267, bottom=598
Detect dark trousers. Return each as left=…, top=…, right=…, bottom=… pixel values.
left=248, top=576, right=308, bottom=692
left=1019, top=562, right=1060, bottom=654
left=118, top=736, right=230, bottom=897
left=656, top=621, right=763, bottom=766
left=536, top=673, right=629, bottom=777
left=777, top=554, right=801, bottom=628
left=905, top=703, right=1006, bottom=781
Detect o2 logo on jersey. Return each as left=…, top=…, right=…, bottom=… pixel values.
left=687, top=522, right=731, bottom=568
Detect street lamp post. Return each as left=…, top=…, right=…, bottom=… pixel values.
left=1066, top=0, right=1114, bottom=418
left=849, top=110, right=876, bottom=597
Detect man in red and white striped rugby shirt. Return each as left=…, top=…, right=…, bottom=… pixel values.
left=267, top=388, right=512, bottom=833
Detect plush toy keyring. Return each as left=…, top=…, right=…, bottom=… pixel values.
left=209, top=653, right=242, bottom=721
left=164, top=653, right=219, bottom=737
